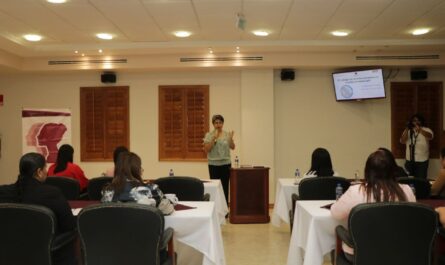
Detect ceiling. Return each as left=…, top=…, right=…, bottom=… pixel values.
left=0, top=0, right=444, bottom=59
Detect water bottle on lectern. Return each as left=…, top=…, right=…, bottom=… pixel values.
left=169, top=169, right=174, bottom=177
left=234, top=156, right=239, bottom=168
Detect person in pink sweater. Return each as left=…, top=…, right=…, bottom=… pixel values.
left=48, top=144, right=89, bottom=191
left=331, top=149, right=416, bottom=261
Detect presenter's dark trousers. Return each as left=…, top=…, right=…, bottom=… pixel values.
left=405, top=160, right=429, bottom=179
left=208, top=164, right=231, bottom=205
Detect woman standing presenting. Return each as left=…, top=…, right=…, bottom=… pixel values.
left=203, top=114, right=235, bottom=204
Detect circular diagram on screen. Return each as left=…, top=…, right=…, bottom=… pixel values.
left=340, top=85, right=353, bottom=99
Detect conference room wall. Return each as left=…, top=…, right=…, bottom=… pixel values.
left=0, top=71, right=242, bottom=185
left=274, top=68, right=445, bottom=183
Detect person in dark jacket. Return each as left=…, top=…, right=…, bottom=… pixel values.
left=16, top=152, right=76, bottom=265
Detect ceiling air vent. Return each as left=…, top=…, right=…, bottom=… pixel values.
left=180, top=56, right=263, bottom=62
left=356, top=55, right=439, bottom=60
left=48, top=59, right=127, bottom=65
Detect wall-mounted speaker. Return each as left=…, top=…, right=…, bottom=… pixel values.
left=410, top=70, right=427, bottom=81
left=101, top=72, right=116, bottom=83
left=280, top=69, right=295, bottom=81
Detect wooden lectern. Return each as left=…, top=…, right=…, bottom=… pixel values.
left=229, top=167, right=270, bottom=224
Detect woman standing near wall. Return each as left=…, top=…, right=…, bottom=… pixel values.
left=203, top=114, right=235, bottom=204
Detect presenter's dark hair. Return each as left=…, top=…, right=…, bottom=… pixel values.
left=212, top=114, right=224, bottom=124
left=410, top=113, right=425, bottom=126
left=362, top=150, right=407, bottom=202
left=113, top=146, right=129, bottom=165
left=54, top=144, right=74, bottom=174
left=308, top=148, right=334, bottom=177
left=15, top=152, right=46, bottom=200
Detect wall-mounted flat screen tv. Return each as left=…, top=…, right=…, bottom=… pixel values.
left=332, top=69, right=386, bottom=101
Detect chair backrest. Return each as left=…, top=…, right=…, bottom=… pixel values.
left=0, top=203, right=56, bottom=265
left=349, top=202, right=437, bottom=265
left=78, top=203, right=164, bottom=265
left=298, top=176, right=350, bottom=200
left=153, top=176, right=205, bottom=201
left=45, top=176, right=80, bottom=200
left=397, top=177, right=431, bottom=199
left=87, top=176, right=113, bottom=200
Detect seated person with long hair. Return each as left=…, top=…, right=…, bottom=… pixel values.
left=103, top=146, right=128, bottom=177
left=16, top=152, right=76, bottom=265
left=48, top=144, right=89, bottom=192
left=101, top=152, right=174, bottom=215
left=331, top=149, right=416, bottom=261
left=304, top=147, right=339, bottom=177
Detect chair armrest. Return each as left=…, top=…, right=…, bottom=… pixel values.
left=79, top=192, right=89, bottom=200
left=203, top=193, right=210, bottom=201
left=161, top=227, right=174, bottom=250
left=291, top=193, right=299, bottom=201
left=51, top=231, right=77, bottom=252
left=336, top=225, right=353, bottom=248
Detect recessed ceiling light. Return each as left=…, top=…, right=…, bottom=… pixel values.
left=331, top=31, right=349, bottom=37
left=98, top=49, right=103, bottom=53
left=81, top=53, right=85, bottom=57
left=96, top=33, right=113, bottom=40
left=23, top=34, right=42, bottom=42
left=253, top=30, right=269, bottom=37
left=174, top=31, right=191, bottom=38
left=74, top=50, right=78, bottom=54
left=412, top=28, right=430, bottom=36
left=47, top=0, right=66, bottom=3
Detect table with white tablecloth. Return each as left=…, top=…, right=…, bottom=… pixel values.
left=203, top=180, right=229, bottom=224
left=165, top=201, right=226, bottom=265
left=271, top=178, right=299, bottom=227
left=286, top=200, right=342, bottom=265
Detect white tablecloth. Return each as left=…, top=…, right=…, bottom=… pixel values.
left=203, top=180, right=229, bottom=225
left=165, top=201, right=226, bottom=265
left=271, top=178, right=299, bottom=226
left=286, top=200, right=342, bottom=265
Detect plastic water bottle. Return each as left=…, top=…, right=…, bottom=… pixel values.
left=410, top=184, right=416, bottom=196
left=234, top=156, right=239, bottom=168
left=335, top=183, right=343, bottom=200
left=294, top=168, right=300, bottom=184
left=169, top=169, right=174, bottom=177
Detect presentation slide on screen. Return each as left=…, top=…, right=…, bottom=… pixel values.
left=333, top=69, right=385, bottom=100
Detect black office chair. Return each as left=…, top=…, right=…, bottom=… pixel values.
left=78, top=203, right=175, bottom=265
left=46, top=176, right=81, bottom=200
left=0, top=203, right=77, bottom=265
left=153, top=176, right=210, bottom=201
left=289, top=176, right=351, bottom=231
left=398, top=177, right=431, bottom=199
left=87, top=176, right=113, bottom=200
left=335, top=202, right=438, bottom=265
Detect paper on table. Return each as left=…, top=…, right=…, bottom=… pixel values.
left=72, top=208, right=81, bottom=216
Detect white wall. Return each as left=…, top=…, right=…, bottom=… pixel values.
left=274, top=68, right=445, bottom=183
left=1, top=68, right=444, bottom=203
left=0, top=71, right=242, bottom=184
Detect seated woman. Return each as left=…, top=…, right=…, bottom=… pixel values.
left=378, top=147, right=408, bottom=178
left=48, top=144, right=89, bottom=192
left=431, top=148, right=445, bottom=197
left=331, top=149, right=416, bottom=261
left=304, top=147, right=338, bottom=177
left=101, top=152, right=174, bottom=215
left=103, top=146, right=128, bottom=177
left=16, top=152, right=76, bottom=265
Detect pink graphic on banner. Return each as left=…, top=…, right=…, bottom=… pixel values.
left=22, top=109, right=71, bottom=162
